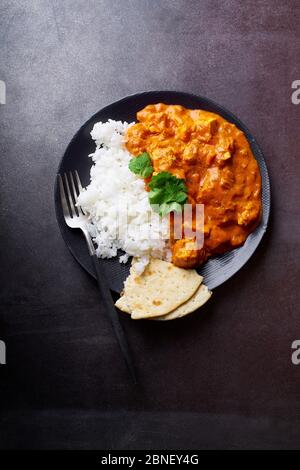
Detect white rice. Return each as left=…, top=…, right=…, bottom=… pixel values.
left=77, top=119, right=170, bottom=274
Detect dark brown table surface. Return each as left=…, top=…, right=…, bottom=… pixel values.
left=1, top=0, right=300, bottom=450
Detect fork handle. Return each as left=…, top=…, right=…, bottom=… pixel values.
left=91, top=255, right=137, bottom=384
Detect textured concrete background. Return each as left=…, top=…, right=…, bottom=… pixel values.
left=0, top=0, right=300, bottom=449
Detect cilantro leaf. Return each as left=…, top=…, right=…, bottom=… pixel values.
left=129, top=152, right=153, bottom=178
left=148, top=171, right=188, bottom=216
left=159, top=202, right=183, bottom=217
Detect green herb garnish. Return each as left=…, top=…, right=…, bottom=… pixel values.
left=129, top=152, right=153, bottom=178
left=148, top=171, right=188, bottom=217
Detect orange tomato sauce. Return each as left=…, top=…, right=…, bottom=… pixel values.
left=125, top=103, right=262, bottom=268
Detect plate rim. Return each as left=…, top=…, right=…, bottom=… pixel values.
left=54, top=90, right=271, bottom=289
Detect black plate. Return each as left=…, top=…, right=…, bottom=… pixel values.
left=54, top=91, right=270, bottom=292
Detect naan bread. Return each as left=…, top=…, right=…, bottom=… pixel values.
left=116, top=258, right=203, bottom=319
left=155, top=284, right=211, bottom=320
left=115, top=294, right=131, bottom=314
left=116, top=283, right=211, bottom=320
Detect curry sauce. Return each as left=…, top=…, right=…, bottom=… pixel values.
left=125, top=104, right=262, bottom=268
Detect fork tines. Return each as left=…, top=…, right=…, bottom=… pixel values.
left=58, top=171, right=84, bottom=219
